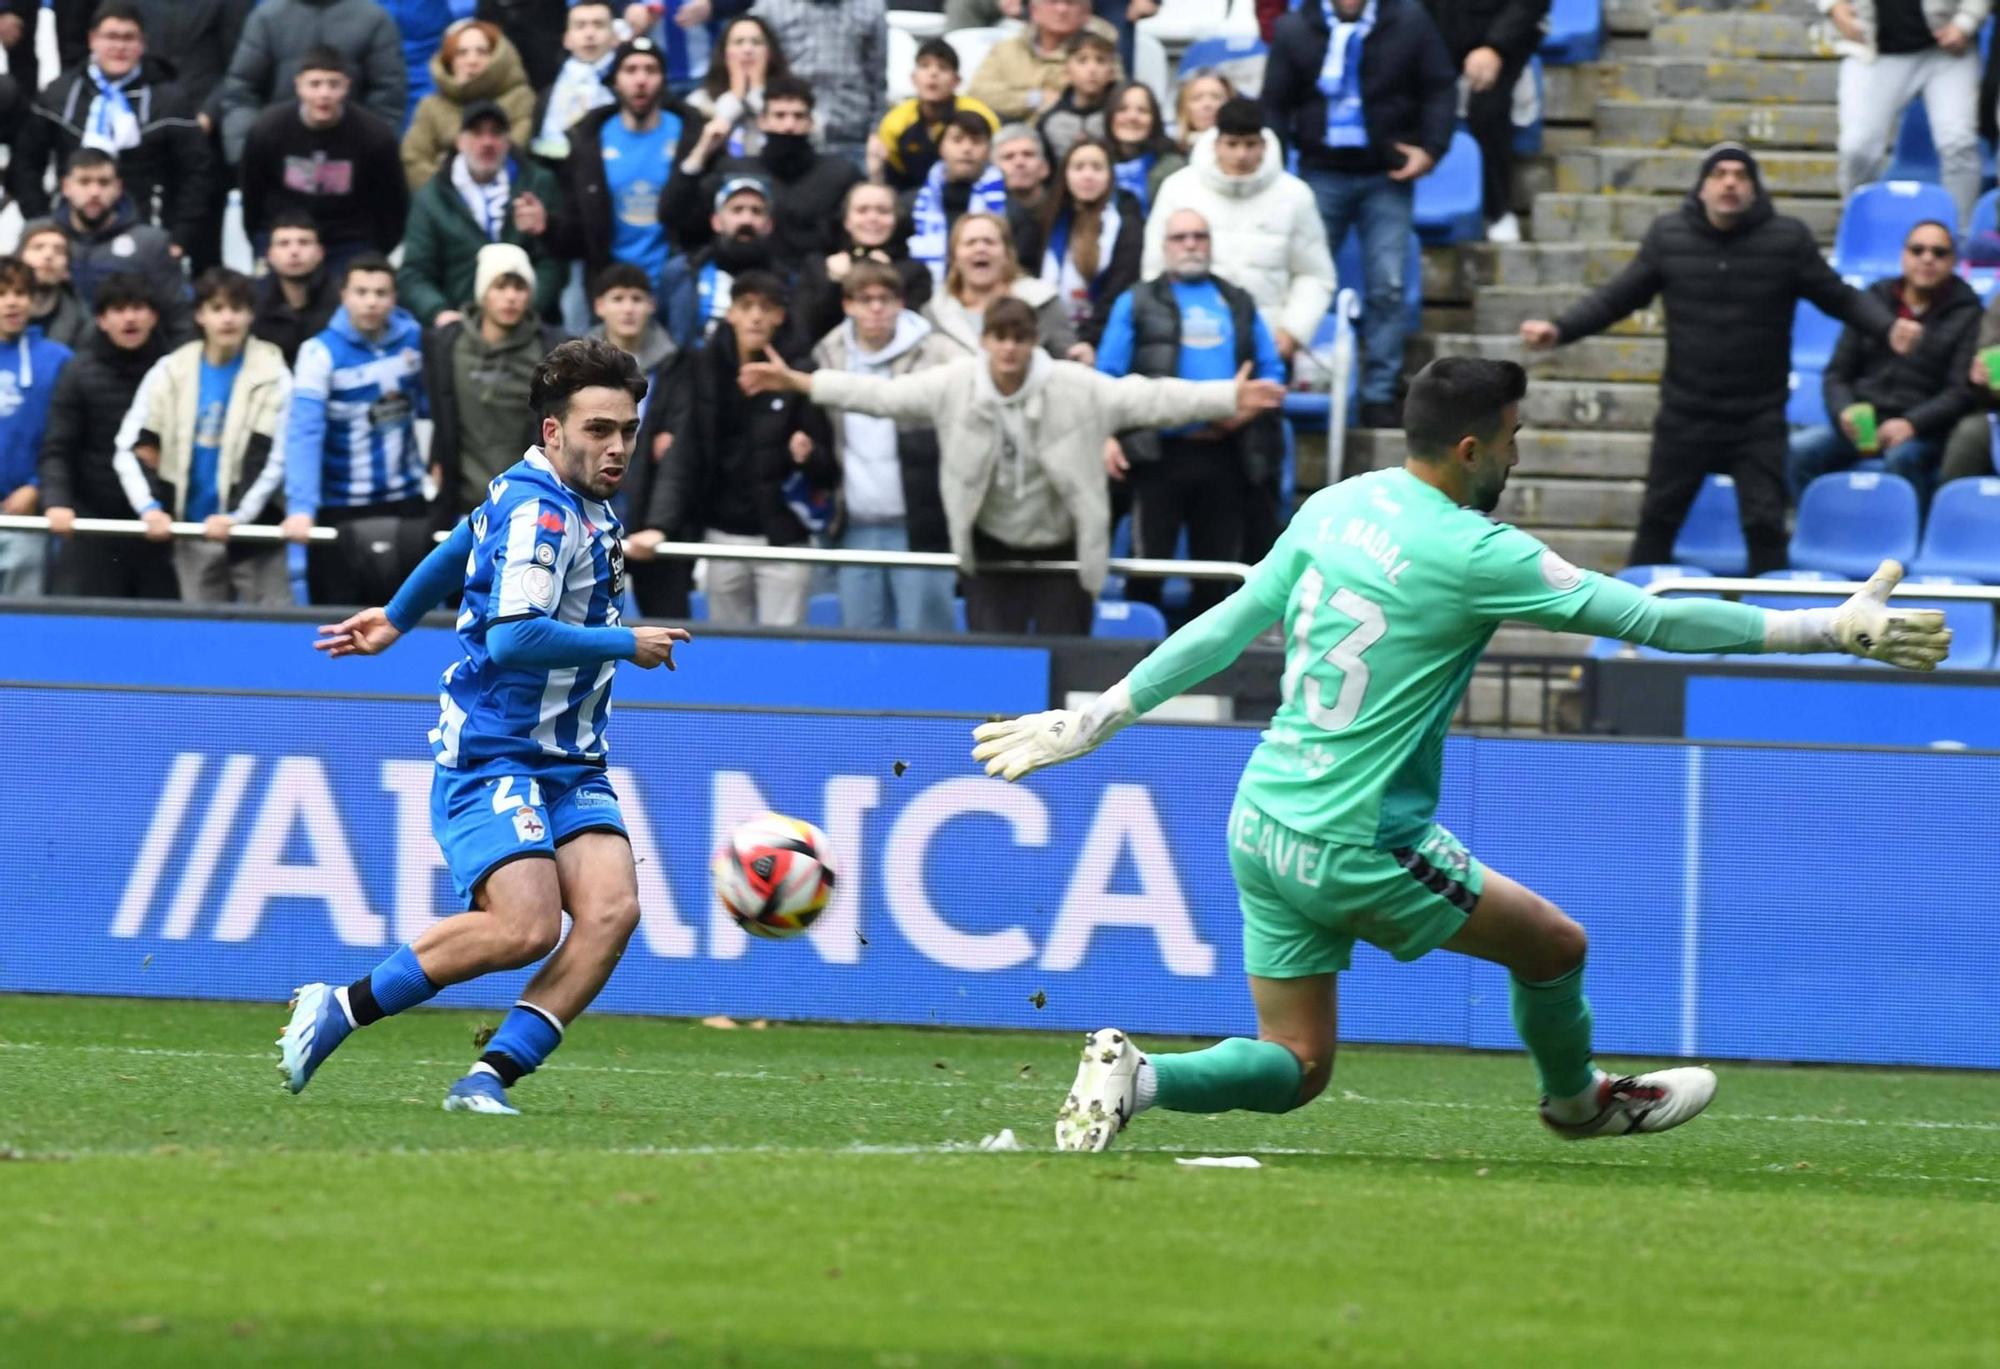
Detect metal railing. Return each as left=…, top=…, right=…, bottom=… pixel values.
left=1643, top=576, right=2000, bottom=603
left=0, top=514, right=1257, bottom=585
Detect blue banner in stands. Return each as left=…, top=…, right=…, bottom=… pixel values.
left=3, top=684, right=1995, bottom=1069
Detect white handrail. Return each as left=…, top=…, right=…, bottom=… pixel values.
left=0, top=516, right=1255, bottom=582
left=1643, top=576, right=2000, bottom=602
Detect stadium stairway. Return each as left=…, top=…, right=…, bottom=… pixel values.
left=1291, top=0, right=1844, bottom=728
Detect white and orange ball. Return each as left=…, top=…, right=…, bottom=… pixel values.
left=712, top=813, right=836, bottom=940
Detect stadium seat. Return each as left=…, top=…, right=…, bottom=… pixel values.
left=1833, top=181, right=1959, bottom=281
left=1788, top=471, right=1922, bottom=579
left=941, top=26, right=1010, bottom=79
left=1539, top=0, right=1604, bottom=63
left=1912, top=598, right=1998, bottom=670
left=885, top=26, right=920, bottom=102
left=688, top=590, right=709, bottom=621
left=952, top=596, right=968, bottom=632
left=1133, top=29, right=1172, bottom=105
left=1137, top=0, right=1229, bottom=45
left=1093, top=600, right=1169, bottom=640
left=1671, top=475, right=1750, bottom=577
left=1912, top=477, right=2000, bottom=582
left=806, top=593, right=842, bottom=628
left=1792, top=299, right=1842, bottom=374
left=1414, top=129, right=1485, bottom=244
left=1886, top=100, right=1941, bottom=185
left=1970, top=186, right=2000, bottom=240
left=1511, top=57, right=1544, bottom=156
left=1617, top=563, right=1715, bottom=587
left=1787, top=369, right=1826, bottom=427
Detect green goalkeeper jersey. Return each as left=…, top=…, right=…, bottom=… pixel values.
left=1234, top=468, right=1634, bottom=849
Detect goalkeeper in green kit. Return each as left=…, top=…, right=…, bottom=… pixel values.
left=971, top=357, right=1952, bottom=1153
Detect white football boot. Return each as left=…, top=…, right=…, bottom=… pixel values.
left=1055, top=1028, right=1142, bottom=1152
left=1540, top=1067, right=1718, bottom=1140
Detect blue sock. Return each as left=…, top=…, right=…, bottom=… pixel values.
left=341, top=945, right=439, bottom=1026
left=478, top=1002, right=564, bottom=1087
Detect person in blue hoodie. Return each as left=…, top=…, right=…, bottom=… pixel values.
left=281, top=254, right=432, bottom=606
left=380, top=0, right=457, bottom=127
left=0, top=256, right=76, bottom=596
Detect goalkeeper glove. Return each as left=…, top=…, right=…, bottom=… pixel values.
left=971, top=680, right=1138, bottom=782
left=1766, top=559, right=1951, bottom=671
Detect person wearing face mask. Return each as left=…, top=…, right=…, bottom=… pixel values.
left=657, top=176, right=791, bottom=350
left=642, top=270, right=832, bottom=626
left=109, top=267, right=291, bottom=605
left=661, top=75, right=859, bottom=269
left=794, top=181, right=934, bottom=345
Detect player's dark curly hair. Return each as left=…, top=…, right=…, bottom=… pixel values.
left=530, top=337, right=648, bottom=421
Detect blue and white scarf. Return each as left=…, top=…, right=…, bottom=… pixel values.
left=908, top=160, right=1011, bottom=283
left=1040, top=197, right=1122, bottom=328
left=1114, top=153, right=1154, bottom=213
left=532, top=53, right=615, bottom=159
left=695, top=260, right=734, bottom=333
left=1316, top=0, right=1376, bottom=150
left=451, top=154, right=512, bottom=242
left=83, top=62, right=142, bottom=154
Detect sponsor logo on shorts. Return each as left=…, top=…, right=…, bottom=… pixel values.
left=574, top=790, right=619, bottom=809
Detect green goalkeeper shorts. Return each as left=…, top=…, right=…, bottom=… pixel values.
left=1228, top=798, right=1485, bottom=978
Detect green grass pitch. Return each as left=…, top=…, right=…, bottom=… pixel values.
left=1, top=994, right=1996, bottom=1367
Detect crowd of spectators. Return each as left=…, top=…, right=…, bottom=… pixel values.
left=0, top=0, right=1541, bottom=634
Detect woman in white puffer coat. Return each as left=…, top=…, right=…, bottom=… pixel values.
left=1141, top=125, right=1335, bottom=361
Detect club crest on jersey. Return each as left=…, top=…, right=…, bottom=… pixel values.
left=512, top=806, right=547, bottom=843
left=1539, top=548, right=1584, bottom=593
left=523, top=565, right=557, bottom=608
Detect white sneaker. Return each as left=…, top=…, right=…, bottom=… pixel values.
left=1487, top=212, right=1522, bottom=243
left=1055, top=1028, right=1141, bottom=1152
left=1540, top=1067, right=1717, bottom=1140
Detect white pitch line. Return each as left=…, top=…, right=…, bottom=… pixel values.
left=3, top=1041, right=1998, bottom=1138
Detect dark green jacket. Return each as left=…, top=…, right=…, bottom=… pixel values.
left=396, top=156, right=568, bottom=327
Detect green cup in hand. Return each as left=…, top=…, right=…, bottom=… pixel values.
left=1844, top=402, right=1879, bottom=454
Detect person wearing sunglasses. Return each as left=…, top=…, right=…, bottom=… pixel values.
left=1787, top=219, right=1980, bottom=508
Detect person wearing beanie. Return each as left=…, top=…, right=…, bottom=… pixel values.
left=424, top=241, right=568, bottom=521
left=1522, top=143, right=1912, bottom=575
left=557, top=35, right=690, bottom=277
left=397, top=98, right=567, bottom=328
left=655, top=174, right=791, bottom=351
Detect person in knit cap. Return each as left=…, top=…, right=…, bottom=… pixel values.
left=1520, top=143, right=1917, bottom=575
left=424, top=241, right=569, bottom=522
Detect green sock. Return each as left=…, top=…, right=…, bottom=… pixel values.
left=1151, top=1038, right=1305, bottom=1114
left=1509, top=964, right=1597, bottom=1100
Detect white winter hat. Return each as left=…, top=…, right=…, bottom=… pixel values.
left=474, top=242, right=535, bottom=304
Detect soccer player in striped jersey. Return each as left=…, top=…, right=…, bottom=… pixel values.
left=278, top=338, right=693, bottom=1115
left=972, top=357, right=1952, bottom=1152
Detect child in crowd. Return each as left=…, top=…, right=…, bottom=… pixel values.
left=1035, top=31, right=1117, bottom=165
left=874, top=38, right=1001, bottom=192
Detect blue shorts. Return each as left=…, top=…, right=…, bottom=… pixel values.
left=430, top=760, right=629, bottom=909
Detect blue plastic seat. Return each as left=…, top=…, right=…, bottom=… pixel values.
left=1414, top=128, right=1485, bottom=245
left=1970, top=186, right=2000, bottom=240
left=1788, top=471, right=1922, bottom=578
left=1886, top=100, right=1941, bottom=184
left=1093, top=600, right=1169, bottom=640
left=1787, top=368, right=1826, bottom=427
left=806, top=592, right=842, bottom=628
left=1834, top=181, right=1959, bottom=280
left=1512, top=57, right=1544, bottom=156
left=951, top=597, right=968, bottom=632
left=1617, top=563, right=1714, bottom=587
left=688, top=589, right=708, bottom=621
left=1177, top=33, right=1266, bottom=78
left=1671, top=475, right=1750, bottom=577
left=1912, top=476, right=2000, bottom=582
left=1908, top=598, right=1997, bottom=670
left=1792, top=299, right=1842, bottom=374
left=1540, top=0, right=1604, bottom=63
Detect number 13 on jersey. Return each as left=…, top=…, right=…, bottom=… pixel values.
left=1279, top=567, right=1388, bottom=733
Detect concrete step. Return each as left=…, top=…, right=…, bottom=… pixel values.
left=1531, top=192, right=1840, bottom=244
left=1593, top=98, right=1839, bottom=151
left=1542, top=65, right=1603, bottom=122
left=1341, top=428, right=1654, bottom=482
left=1600, top=35, right=1659, bottom=61
left=1423, top=332, right=1664, bottom=384
left=1463, top=241, right=1641, bottom=291
left=1518, top=380, right=1661, bottom=433
left=1556, top=146, right=1839, bottom=197
left=1495, top=478, right=1647, bottom=529
left=1474, top=286, right=1661, bottom=338
left=1604, top=0, right=1657, bottom=33
left=1648, top=12, right=1841, bottom=59
left=1596, top=56, right=1838, bottom=105
left=1657, top=0, right=1822, bottom=15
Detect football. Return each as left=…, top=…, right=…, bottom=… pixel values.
left=712, top=812, right=837, bottom=940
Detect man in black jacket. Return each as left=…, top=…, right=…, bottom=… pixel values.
left=1419, top=0, right=1548, bottom=240
left=1523, top=144, right=1912, bottom=574
left=38, top=271, right=175, bottom=599
left=250, top=209, right=341, bottom=365
left=639, top=269, right=832, bottom=627
left=561, top=36, right=688, bottom=280
left=132, top=0, right=254, bottom=272
left=1788, top=218, right=1979, bottom=509
left=9, top=2, right=213, bottom=257
left=1263, top=0, right=1456, bottom=429
left=664, top=75, right=861, bottom=271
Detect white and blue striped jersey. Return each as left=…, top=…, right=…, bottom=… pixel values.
left=431, top=448, right=628, bottom=770
left=284, top=305, right=428, bottom=515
